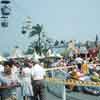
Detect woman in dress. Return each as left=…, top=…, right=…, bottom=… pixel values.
left=20, top=61, right=33, bottom=100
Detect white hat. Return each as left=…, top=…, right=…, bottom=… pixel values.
left=33, top=59, right=40, bottom=63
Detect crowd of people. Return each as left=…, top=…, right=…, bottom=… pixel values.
left=0, top=53, right=100, bottom=100
left=49, top=54, right=100, bottom=95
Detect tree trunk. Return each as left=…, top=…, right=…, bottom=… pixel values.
left=38, top=33, right=41, bottom=55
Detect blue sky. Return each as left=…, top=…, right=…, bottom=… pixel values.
left=0, top=0, right=100, bottom=54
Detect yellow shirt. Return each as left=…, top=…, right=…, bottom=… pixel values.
left=81, top=64, right=89, bottom=75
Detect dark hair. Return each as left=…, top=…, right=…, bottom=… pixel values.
left=3, top=61, right=13, bottom=68
left=8, top=59, right=16, bottom=65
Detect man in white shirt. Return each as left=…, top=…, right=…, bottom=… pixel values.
left=31, top=60, right=46, bottom=100
left=75, top=56, right=83, bottom=64
left=75, top=55, right=83, bottom=70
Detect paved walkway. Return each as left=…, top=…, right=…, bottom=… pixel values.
left=16, top=87, right=62, bottom=100
left=46, top=90, right=62, bottom=100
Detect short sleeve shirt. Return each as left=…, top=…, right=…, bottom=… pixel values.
left=0, top=72, right=19, bottom=96
left=31, top=64, right=46, bottom=80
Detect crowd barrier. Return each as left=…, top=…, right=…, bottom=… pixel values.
left=45, top=77, right=100, bottom=87
left=45, top=66, right=75, bottom=71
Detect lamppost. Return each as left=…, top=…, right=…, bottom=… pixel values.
left=0, top=0, right=11, bottom=27
left=21, top=16, right=33, bottom=34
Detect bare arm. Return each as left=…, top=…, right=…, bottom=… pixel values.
left=0, top=83, right=20, bottom=90
left=0, top=85, right=10, bottom=89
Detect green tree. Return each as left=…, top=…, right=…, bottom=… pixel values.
left=22, top=24, right=43, bottom=55
left=30, top=24, right=43, bottom=55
